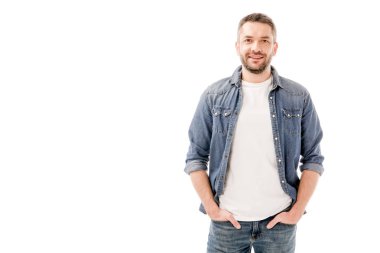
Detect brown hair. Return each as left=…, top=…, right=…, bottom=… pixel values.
left=237, top=13, right=277, bottom=41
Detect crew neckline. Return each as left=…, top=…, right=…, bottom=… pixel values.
left=242, top=76, right=272, bottom=88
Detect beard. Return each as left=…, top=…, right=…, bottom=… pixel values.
left=240, top=53, right=273, bottom=74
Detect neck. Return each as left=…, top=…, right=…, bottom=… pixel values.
left=241, top=66, right=272, bottom=83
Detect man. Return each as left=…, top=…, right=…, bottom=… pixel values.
left=184, top=13, right=324, bottom=253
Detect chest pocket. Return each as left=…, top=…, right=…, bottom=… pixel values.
left=282, top=108, right=302, bottom=136
left=212, top=107, right=232, bottom=136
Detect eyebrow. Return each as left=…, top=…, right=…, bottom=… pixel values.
left=242, top=35, right=271, bottom=39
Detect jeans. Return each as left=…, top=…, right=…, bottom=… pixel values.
left=207, top=215, right=297, bottom=253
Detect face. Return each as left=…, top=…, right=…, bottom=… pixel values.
left=236, top=22, right=278, bottom=74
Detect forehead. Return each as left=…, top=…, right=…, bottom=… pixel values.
left=238, top=22, right=274, bottom=39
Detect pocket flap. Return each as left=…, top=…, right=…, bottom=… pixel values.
left=282, top=108, right=302, bottom=119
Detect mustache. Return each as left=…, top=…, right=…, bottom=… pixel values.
left=248, top=53, right=265, bottom=57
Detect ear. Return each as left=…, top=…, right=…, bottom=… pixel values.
left=272, top=42, right=278, bottom=56
left=235, top=41, right=240, bottom=56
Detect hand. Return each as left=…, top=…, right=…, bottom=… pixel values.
left=208, top=207, right=241, bottom=229
left=266, top=209, right=303, bottom=229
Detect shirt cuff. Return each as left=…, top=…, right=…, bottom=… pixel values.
left=184, top=160, right=208, bottom=175
left=300, top=162, right=324, bottom=176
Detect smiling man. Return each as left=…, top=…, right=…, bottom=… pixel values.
left=184, top=13, right=324, bottom=253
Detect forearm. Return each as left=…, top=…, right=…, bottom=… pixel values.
left=291, top=170, right=320, bottom=214
left=190, top=170, right=219, bottom=215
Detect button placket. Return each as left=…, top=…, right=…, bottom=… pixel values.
left=270, top=92, right=287, bottom=191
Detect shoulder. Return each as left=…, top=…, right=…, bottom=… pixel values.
left=205, top=77, right=233, bottom=95
left=203, top=66, right=241, bottom=95
left=278, top=76, right=310, bottom=97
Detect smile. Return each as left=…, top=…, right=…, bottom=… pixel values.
left=248, top=55, right=264, bottom=60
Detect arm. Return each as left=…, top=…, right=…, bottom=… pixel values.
left=190, top=170, right=218, bottom=214
left=291, top=170, right=320, bottom=215
left=190, top=170, right=241, bottom=229
left=184, top=89, right=212, bottom=174
left=267, top=170, right=319, bottom=229
left=267, top=92, right=324, bottom=229
left=185, top=89, right=240, bottom=229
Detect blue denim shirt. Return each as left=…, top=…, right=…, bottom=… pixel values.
left=185, top=66, right=324, bottom=213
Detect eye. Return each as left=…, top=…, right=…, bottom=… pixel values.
left=244, top=38, right=252, bottom=43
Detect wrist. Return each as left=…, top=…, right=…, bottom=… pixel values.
left=290, top=202, right=306, bottom=215
left=204, top=202, right=219, bottom=217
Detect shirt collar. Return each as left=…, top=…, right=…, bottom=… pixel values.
left=230, top=65, right=284, bottom=90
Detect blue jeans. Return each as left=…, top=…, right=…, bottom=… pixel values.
left=207, top=215, right=297, bottom=253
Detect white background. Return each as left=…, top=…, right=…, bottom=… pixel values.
left=1, top=0, right=379, bottom=252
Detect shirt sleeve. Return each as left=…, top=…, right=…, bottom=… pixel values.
left=184, top=88, right=213, bottom=175
left=299, top=92, right=325, bottom=175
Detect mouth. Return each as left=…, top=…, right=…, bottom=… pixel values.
left=248, top=54, right=264, bottom=60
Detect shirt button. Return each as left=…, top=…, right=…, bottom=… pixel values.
left=281, top=180, right=285, bottom=183
left=278, top=159, right=282, bottom=162
left=272, top=114, right=276, bottom=117
left=275, top=137, right=278, bottom=140
left=270, top=96, right=273, bottom=99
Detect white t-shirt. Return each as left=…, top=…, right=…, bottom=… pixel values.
left=219, top=76, right=292, bottom=221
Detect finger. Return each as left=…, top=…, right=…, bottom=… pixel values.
left=266, top=217, right=280, bottom=229
left=227, top=216, right=241, bottom=229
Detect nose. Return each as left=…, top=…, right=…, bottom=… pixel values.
left=250, top=41, right=262, bottom=53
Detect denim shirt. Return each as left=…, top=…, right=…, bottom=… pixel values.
left=184, top=66, right=324, bottom=214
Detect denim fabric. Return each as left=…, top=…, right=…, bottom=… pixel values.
left=207, top=217, right=296, bottom=253
left=184, top=66, right=324, bottom=213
